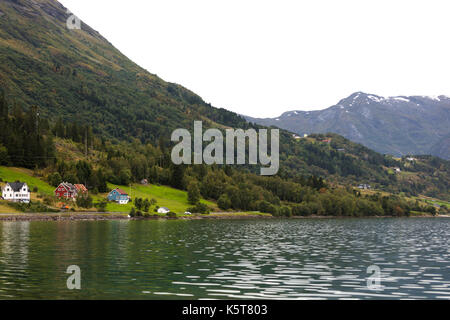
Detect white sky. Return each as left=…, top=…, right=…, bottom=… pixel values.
left=59, top=0, right=450, bottom=118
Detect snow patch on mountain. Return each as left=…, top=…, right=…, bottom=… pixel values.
left=392, top=97, right=410, bottom=102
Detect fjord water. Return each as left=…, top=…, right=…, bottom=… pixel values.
left=0, top=218, right=448, bottom=300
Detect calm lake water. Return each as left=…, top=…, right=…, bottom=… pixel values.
left=0, top=218, right=449, bottom=300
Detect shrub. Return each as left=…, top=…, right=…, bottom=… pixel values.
left=6, top=201, right=59, bottom=213
left=258, top=201, right=278, bottom=215
left=166, top=212, right=177, bottom=218
left=43, top=196, right=54, bottom=206
left=135, top=198, right=143, bottom=210
left=143, top=198, right=150, bottom=213
left=279, top=206, right=292, bottom=217
left=424, top=205, right=437, bottom=216
left=47, top=172, right=62, bottom=187
left=95, top=200, right=108, bottom=212
left=292, top=203, right=311, bottom=216
left=76, top=194, right=93, bottom=208
left=217, top=194, right=231, bottom=210
left=187, top=203, right=211, bottom=214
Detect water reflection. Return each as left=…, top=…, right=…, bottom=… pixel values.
left=0, top=218, right=448, bottom=299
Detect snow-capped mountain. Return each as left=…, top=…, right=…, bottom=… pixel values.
left=245, top=92, right=450, bottom=159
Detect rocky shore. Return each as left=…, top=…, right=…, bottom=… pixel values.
left=0, top=212, right=442, bottom=222
left=0, top=213, right=129, bottom=221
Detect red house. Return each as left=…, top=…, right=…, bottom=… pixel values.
left=54, top=182, right=78, bottom=199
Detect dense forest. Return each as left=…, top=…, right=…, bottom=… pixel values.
left=0, top=1, right=448, bottom=216
left=0, top=92, right=446, bottom=217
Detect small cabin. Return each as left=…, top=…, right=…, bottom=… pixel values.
left=108, top=188, right=130, bottom=204
left=358, top=184, right=371, bottom=190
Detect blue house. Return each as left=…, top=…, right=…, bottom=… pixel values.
left=107, top=188, right=130, bottom=204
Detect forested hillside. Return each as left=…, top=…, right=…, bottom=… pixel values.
left=0, top=0, right=448, bottom=216
left=0, top=0, right=247, bottom=142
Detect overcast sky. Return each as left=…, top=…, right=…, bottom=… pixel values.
left=59, top=0, right=450, bottom=118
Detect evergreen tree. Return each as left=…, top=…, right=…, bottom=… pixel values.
left=170, top=164, right=185, bottom=189
left=187, top=181, right=201, bottom=205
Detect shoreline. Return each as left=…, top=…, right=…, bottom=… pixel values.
left=0, top=212, right=443, bottom=221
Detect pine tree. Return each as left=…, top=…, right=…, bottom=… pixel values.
left=54, top=117, right=65, bottom=138
left=187, top=181, right=201, bottom=205
left=170, top=164, right=185, bottom=189
left=0, top=90, right=7, bottom=119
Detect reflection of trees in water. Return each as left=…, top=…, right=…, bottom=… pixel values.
left=0, top=221, right=30, bottom=267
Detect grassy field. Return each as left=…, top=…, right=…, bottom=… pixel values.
left=0, top=202, right=20, bottom=213
left=416, top=197, right=450, bottom=208
left=0, top=166, right=217, bottom=214
left=101, top=183, right=217, bottom=213
left=0, top=167, right=55, bottom=195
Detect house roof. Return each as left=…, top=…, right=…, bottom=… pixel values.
left=59, top=182, right=76, bottom=192
left=159, top=207, right=169, bottom=210
left=74, top=184, right=88, bottom=192
left=112, top=188, right=128, bottom=195
left=6, top=181, right=27, bottom=192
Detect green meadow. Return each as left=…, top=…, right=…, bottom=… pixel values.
left=102, top=183, right=217, bottom=213
left=0, top=166, right=217, bottom=214
left=0, top=167, right=54, bottom=195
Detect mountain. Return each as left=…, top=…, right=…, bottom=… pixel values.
left=0, top=0, right=448, bottom=202
left=0, top=0, right=247, bottom=142
left=246, top=92, right=450, bottom=159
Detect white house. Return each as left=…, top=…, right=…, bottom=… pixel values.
left=358, top=184, right=371, bottom=190
left=157, top=207, right=170, bottom=214
left=2, top=181, right=30, bottom=203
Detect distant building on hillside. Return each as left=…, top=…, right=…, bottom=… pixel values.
left=393, top=167, right=401, bottom=173
left=406, top=157, right=416, bottom=162
left=54, top=182, right=77, bottom=199
left=358, top=184, right=371, bottom=190
left=107, top=188, right=130, bottom=204
left=157, top=207, right=170, bottom=214
left=1, top=181, right=30, bottom=203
